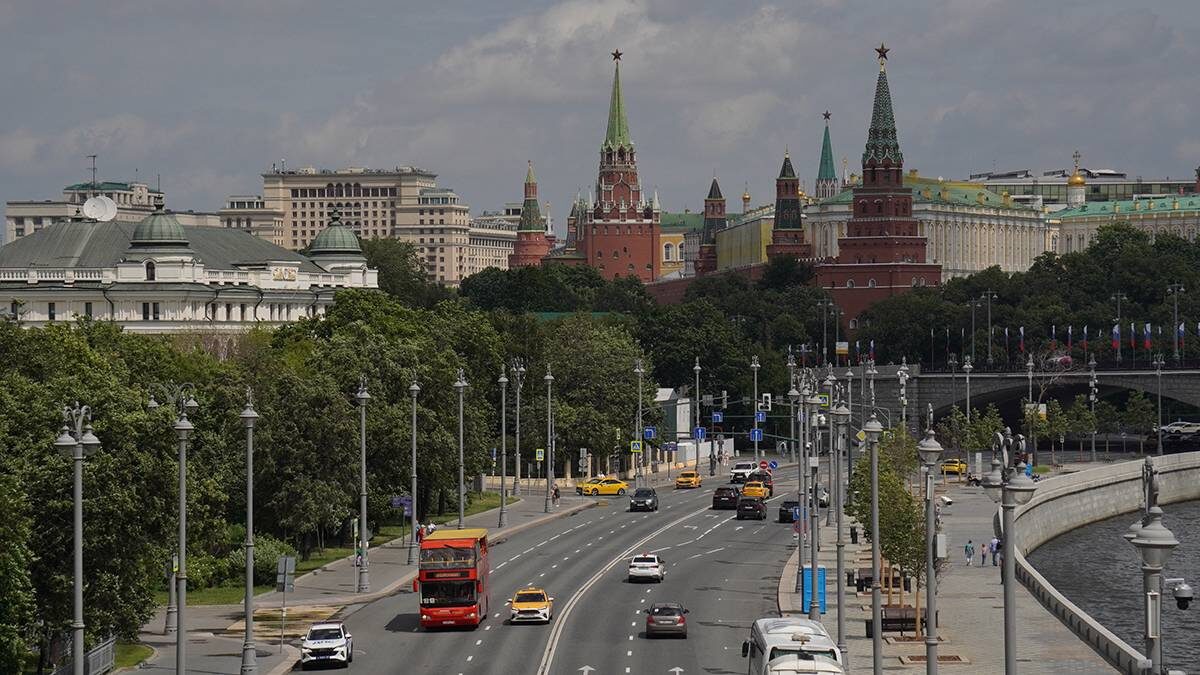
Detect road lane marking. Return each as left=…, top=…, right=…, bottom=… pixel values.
left=628, top=635, right=634, bottom=640
left=484, top=626, right=491, bottom=631
left=476, top=640, right=482, bottom=645
left=627, top=650, right=632, bottom=656
left=467, top=655, right=474, bottom=662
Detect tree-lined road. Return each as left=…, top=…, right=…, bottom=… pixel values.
left=340, top=459, right=801, bottom=674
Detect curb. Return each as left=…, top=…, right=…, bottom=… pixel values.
left=265, top=644, right=300, bottom=675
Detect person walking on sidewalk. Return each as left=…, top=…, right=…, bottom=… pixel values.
left=989, top=537, right=1000, bottom=566
left=981, top=539, right=988, bottom=565
left=964, top=540, right=975, bottom=566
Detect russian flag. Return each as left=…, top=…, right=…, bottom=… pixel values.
left=869, top=339, right=875, bottom=360
left=1179, top=322, right=1186, bottom=351
left=1019, top=326, right=1025, bottom=353
left=1083, top=325, right=1088, bottom=353
left=1112, top=324, right=1120, bottom=350
left=1144, top=323, right=1152, bottom=350
left=1050, top=325, right=1057, bottom=350
left=1067, top=325, right=1073, bottom=351
left=1130, top=322, right=1136, bottom=350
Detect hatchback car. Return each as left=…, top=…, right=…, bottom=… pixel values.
left=508, top=587, right=554, bottom=624
left=736, top=496, right=766, bottom=520
left=300, top=621, right=353, bottom=669
left=778, top=499, right=801, bottom=523
left=629, top=487, right=659, bottom=512
left=644, top=602, right=689, bottom=638
left=742, top=481, right=769, bottom=499
left=675, top=470, right=702, bottom=489
left=712, top=486, right=740, bottom=509
left=628, top=553, right=666, bottom=582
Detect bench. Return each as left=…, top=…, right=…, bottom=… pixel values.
left=864, top=606, right=937, bottom=638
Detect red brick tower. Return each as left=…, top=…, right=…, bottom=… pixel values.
left=695, top=177, right=724, bottom=276
left=508, top=161, right=552, bottom=268
left=816, top=44, right=940, bottom=323
left=574, top=50, right=661, bottom=282
left=766, top=150, right=814, bottom=260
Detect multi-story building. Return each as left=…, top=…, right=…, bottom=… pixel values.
left=968, top=160, right=1198, bottom=211
left=0, top=207, right=377, bottom=333
left=5, top=180, right=219, bottom=243
left=218, top=195, right=285, bottom=246
left=466, top=215, right=518, bottom=276
left=1050, top=194, right=1200, bottom=254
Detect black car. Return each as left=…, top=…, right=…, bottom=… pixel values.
left=778, top=499, right=800, bottom=523
left=735, top=496, right=766, bottom=520
left=712, top=486, right=740, bottom=510
left=629, top=487, right=659, bottom=512
left=746, top=471, right=774, bottom=496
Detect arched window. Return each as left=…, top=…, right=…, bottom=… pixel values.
left=868, top=278, right=877, bottom=288
left=612, top=251, right=619, bottom=259
left=595, top=250, right=603, bottom=259
left=145, top=261, right=156, bottom=281
left=846, top=279, right=855, bottom=289
left=664, top=243, right=674, bottom=261
left=849, top=318, right=858, bottom=329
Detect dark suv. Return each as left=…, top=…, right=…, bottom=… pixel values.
left=629, top=487, right=659, bottom=512
left=736, top=496, right=766, bottom=520
left=746, top=471, right=774, bottom=496
left=778, top=499, right=800, bottom=523
left=712, top=486, right=740, bottom=510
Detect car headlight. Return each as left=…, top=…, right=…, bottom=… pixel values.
left=301, top=647, right=312, bottom=653
left=467, top=612, right=476, bottom=618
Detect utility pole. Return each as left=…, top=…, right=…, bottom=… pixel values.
left=545, top=366, right=554, bottom=513
left=355, top=378, right=371, bottom=590
left=983, top=290, right=998, bottom=366
left=634, top=359, right=644, bottom=485
left=1113, top=291, right=1128, bottom=363
left=751, top=356, right=761, bottom=462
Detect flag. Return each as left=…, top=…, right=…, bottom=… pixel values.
left=855, top=340, right=861, bottom=362
left=1144, top=323, right=1152, bottom=350
left=1019, top=326, right=1025, bottom=353
left=1112, top=324, right=1120, bottom=350
left=1005, top=326, right=1010, bottom=353
left=1083, top=325, right=1089, bottom=353
left=869, top=339, right=875, bottom=360
left=1130, top=322, right=1136, bottom=350
left=1050, top=324, right=1057, bottom=350
left=1067, top=325, right=1073, bottom=351
left=1179, top=322, right=1186, bottom=352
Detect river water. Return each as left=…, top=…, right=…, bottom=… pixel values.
left=1028, top=499, right=1200, bottom=670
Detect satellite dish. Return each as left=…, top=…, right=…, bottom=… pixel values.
left=82, top=195, right=117, bottom=222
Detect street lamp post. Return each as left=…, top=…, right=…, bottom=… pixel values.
left=545, top=366, right=555, bottom=513
left=825, top=372, right=836, bottom=527
left=831, top=401, right=851, bottom=670
left=1168, top=283, right=1185, bottom=363
left=454, top=370, right=468, bottom=528
left=864, top=414, right=885, bottom=675
left=948, top=353, right=958, bottom=405
left=1129, top=506, right=1179, bottom=673
left=512, top=360, right=525, bottom=496
left=845, top=368, right=856, bottom=482
left=963, top=356, right=973, bottom=424
left=898, top=359, right=910, bottom=435
left=149, top=385, right=199, bottom=675
left=788, top=351, right=797, bottom=464
left=1113, top=291, right=1128, bottom=363
left=1153, top=354, right=1165, bottom=456
left=983, top=455, right=1038, bottom=674
left=752, top=355, right=761, bottom=462
left=818, top=299, right=833, bottom=365
left=795, top=377, right=809, bottom=596
left=355, top=378, right=371, bottom=591
left=916, top=429, right=945, bottom=675
left=968, top=298, right=982, bottom=363
left=634, top=359, right=644, bottom=485
left=499, top=366, right=509, bottom=528
left=867, top=359, right=878, bottom=410
left=983, top=290, right=998, bottom=366
left=1089, top=355, right=1098, bottom=463
left=1026, top=355, right=1035, bottom=465
left=694, top=357, right=702, bottom=472
left=54, top=404, right=101, bottom=675
left=238, top=391, right=259, bottom=675
left=808, top=420, right=820, bottom=622
left=408, top=377, right=420, bottom=565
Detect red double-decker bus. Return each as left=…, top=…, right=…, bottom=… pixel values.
left=415, top=528, right=490, bottom=628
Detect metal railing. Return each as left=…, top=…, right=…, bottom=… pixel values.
left=51, top=636, right=115, bottom=675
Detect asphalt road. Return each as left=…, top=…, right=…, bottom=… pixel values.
left=337, top=456, right=804, bottom=675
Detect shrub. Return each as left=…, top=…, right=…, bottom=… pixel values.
left=227, top=534, right=299, bottom=586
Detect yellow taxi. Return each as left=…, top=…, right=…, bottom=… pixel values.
left=508, top=587, right=553, bottom=624
left=741, top=481, right=769, bottom=498
left=575, top=477, right=604, bottom=495
left=585, top=478, right=629, bottom=496
left=940, top=459, right=969, bottom=475
left=675, top=471, right=702, bottom=489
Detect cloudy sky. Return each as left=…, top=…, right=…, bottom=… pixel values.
left=2, top=0, right=1198, bottom=233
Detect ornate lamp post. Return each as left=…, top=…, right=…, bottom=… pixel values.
left=355, top=378, right=371, bottom=591
left=898, top=358, right=910, bottom=435
left=983, top=453, right=1038, bottom=674
left=1088, top=355, right=1098, bottom=463
left=545, top=366, right=555, bottom=512
left=1130, top=507, right=1178, bottom=673
left=751, top=355, right=761, bottom=462
left=1113, top=291, right=1128, bottom=363
left=499, top=365, right=509, bottom=528
left=983, top=290, right=998, bottom=366
left=455, top=369, right=468, bottom=528
left=1153, top=353, right=1165, bottom=456
left=867, top=359, right=878, bottom=410
left=831, top=400, right=851, bottom=669
left=511, top=359, right=525, bottom=495
left=238, top=391, right=259, bottom=675
left=408, top=377, right=420, bottom=565
left=864, top=414, right=885, bottom=675
left=1167, top=283, right=1185, bottom=362
left=694, top=357, right=702, bottom=472
left=634, top=359, right=644, bottom=485
left=787, top=350, right=797, bottom=463
left=54, top=404, right=101, bottom=675
left=963, top=356, right=973, bottom=424
left=149, top=384, right=198, bottom=675
left=917, top=429, right=945, bottom=675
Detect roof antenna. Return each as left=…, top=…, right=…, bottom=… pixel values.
left=87, top=154, right=98, bottom=196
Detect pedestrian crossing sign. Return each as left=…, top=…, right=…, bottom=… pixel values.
left=630, top=440, right=643, bottom=453
left=536, top=448, right=545, bottom=461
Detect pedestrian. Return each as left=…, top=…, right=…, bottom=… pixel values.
left=990, top=537, right=1000, bottom=566
left=552, top=483, right=561, bottom=506
left=415, top=522, right=425, bottom=544
left=964, top=539, right=975, bottom=566
left=981, top=542, right=987, bottom=566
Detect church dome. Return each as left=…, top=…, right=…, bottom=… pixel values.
left=309, top=210, right=363, bottom=255
left=1067, top=170, right=1086, bottom=187
left=131, top=209, right=188, bottom=246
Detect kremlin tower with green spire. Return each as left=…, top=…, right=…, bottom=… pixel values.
left=508, top=161, right=552, bottom=268
left=766, top=148, right=814, bottom=260
left=816, top=44, right=941, bottom=333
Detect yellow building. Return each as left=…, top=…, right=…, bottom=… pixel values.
left=715, top=205, right=773, bottom=270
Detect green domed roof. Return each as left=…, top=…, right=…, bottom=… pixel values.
left=310, top=210, right=363, bottom=255
left=131, top=210, right=188, bottom=246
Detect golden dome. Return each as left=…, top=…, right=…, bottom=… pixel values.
left=1067, top=171, right=1086, bottom=187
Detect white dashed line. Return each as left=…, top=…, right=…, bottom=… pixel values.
left=467, top=655, right=474, bottom=662
left=629, top=635, right=634, bottom=641
left=475, top=640, right=482, bottom=646
left=551, top=564, right=558, bottom=569
left=484, top=626, right=491, bottom=631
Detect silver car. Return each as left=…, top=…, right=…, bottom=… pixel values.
left=644, top=602, right=689, bottom=638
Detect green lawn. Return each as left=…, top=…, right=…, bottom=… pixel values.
left=114, top=642, right=154, bottom=670
left=1033, top=464, right=1051, bottom=474
left=153, top=583, right=273, bottom=606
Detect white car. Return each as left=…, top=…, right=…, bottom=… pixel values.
left=731, top=461, right=757, bottom=483
left=300, top=621, right=353, bottom=669
left=628, top=553, right=666, bottom=582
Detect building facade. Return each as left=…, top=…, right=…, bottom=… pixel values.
left=1051, top=194, right=1200, bottom=254
left=0, top=208, right=377, bottom=333
left=218, top=195, right=285, bottom=246
left=815, top=45, right=941, bottom=324
left=968, top=161, right=1199, bottom=211
left=6, top=181, right=220, bottom=243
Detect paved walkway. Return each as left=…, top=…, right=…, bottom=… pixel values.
left=779, top=465, right=1116, bottom=672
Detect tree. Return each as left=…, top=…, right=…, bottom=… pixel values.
left=1065, top=394, right=1097, bottom=460
left=361, top=238, right=450, bottom=308
left=0, top=472, right=34, bottom=671
left=1121, top=390, right=1156, bottom=453
left=1044, top=398, right=1068, bottom=464
left=964, top=404, right=1005, bottom=458
left=1095, top=399, right=1119, bottom=457
left=757, top=256, right=814, bottom=291
left=935, top=407, right=968, bottom=459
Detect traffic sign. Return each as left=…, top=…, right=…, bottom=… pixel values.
left=693, top=427, right=706, bottom=441
left=755, top=411, right=766, bottom=423
left=536, top=447, right=545, bottom=461
left=768, top=460, right=779, bottom=470
left=856, top=430, right=866, bottom=442
left=749, top=428, right=763, bottom=442
left=390, top=495, right=413, bottom=509
left=792, top=506, right=802, bottom=520
left=712, top=411, right=724, bottom=423
left=630, top=440, right=643, bottom=454
left=579, top=447, right=588, bottom=461
left=818, top=393, right=830, bottom=409
left=759, top=460, right=769, bottom=470
left=276, top=555, right=296, bottom=593
left=490, top=447, right=497, bottom=460
left=644, top=426, right=657, bottom=440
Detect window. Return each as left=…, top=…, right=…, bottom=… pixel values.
left=9, top=301, right=17, bottom=318
left=664, top=243, right=674, bottom=261
left=240, top=303, right=247, bottom=321
left=849, top=318, right=858, bottom=329
left=846, top=279, right=855, bottom=289
left=868, top=278, right=877, bottom=288
left=145, top=261, right=156, bottom=280
left=84, top=302, right=92, bottom=318
left=46, top=302, right=56, bottom=321
left=142, top=302, right=150, bottom=321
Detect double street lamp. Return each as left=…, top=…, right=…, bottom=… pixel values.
left=916, top=429, right=945, bottom=675
left=455, top=370, right=469, bottom=528
left=355, top=378, right=371, bottom=591
left=148, top=384, right=198, bottom=675
left=545, top=366, right=555, bottom=513
left=1089, top=356, right=1098, bottom=463
left=983, top=439, right=1038, bottom=675
left=511, top=359, right=526, bottom=495
left=238, top=391, right=259, bottom=675
left=53, top=404, right=101, bottom=675
left=863, top=413, right=885, bottom=675
left=408, top=377, right=420, bottom=565
left=1153, top=354, right=1165, bottom=456
left=499, top=366, right=509, bottom=528
left=694, top=357, right=702, bottom=472
left=634, top=360, right=644, bottom=484
left=751, top=355, right=761, bottom=462
left=831, top=400, right=851, bottom=669
left=963, top=356, right=973, bottom=424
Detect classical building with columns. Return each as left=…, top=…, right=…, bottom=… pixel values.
left=1051, top=193, right=1200, bottom=254
left=807, top=171, right=1046, bottom=279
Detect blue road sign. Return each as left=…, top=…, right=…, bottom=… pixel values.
left=769, top=460, right=779, bottom=470
left=755, top=411, right=766, bottom=423
left=390, top=495, right=404, bottom=508
left=694, top=427, right=706, bottom=440
left=490, top=447, right=497, bottom=460
left=792, top=506, right=801, bottom=520
left=712, top=411, right=724, bottom=423
left=644, top=426, right=657, bottom=440
left=750, top=428, right=763, bottom=442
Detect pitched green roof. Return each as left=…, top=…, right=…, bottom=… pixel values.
left=819, top=174, right=1033, bottom=211
left=64, top=181, right=162, bottom=193
left=659, top=212, right=704, bottom=233
left=862, top=65, right=902, bottom=166
left=603, top=61, right=632, bottom=150
left=518, top=197, right=543, bottom=232
left=817, top=123, right=837, bottom=181
left=1052, top=196, right=1200, bottom=220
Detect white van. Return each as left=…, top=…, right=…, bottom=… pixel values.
left=741, top=617, right=844, bottom=675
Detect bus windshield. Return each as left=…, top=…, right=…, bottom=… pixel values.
left=420, top=545, right=476, bottom=569
left=768, top=647, right=840, bottom=664
left=420, top=580, right=477, bottom=607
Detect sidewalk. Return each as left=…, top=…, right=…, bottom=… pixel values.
left=137, top=491, right=596, bottom=672
left=778, top=464, right=1115, bottom=672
